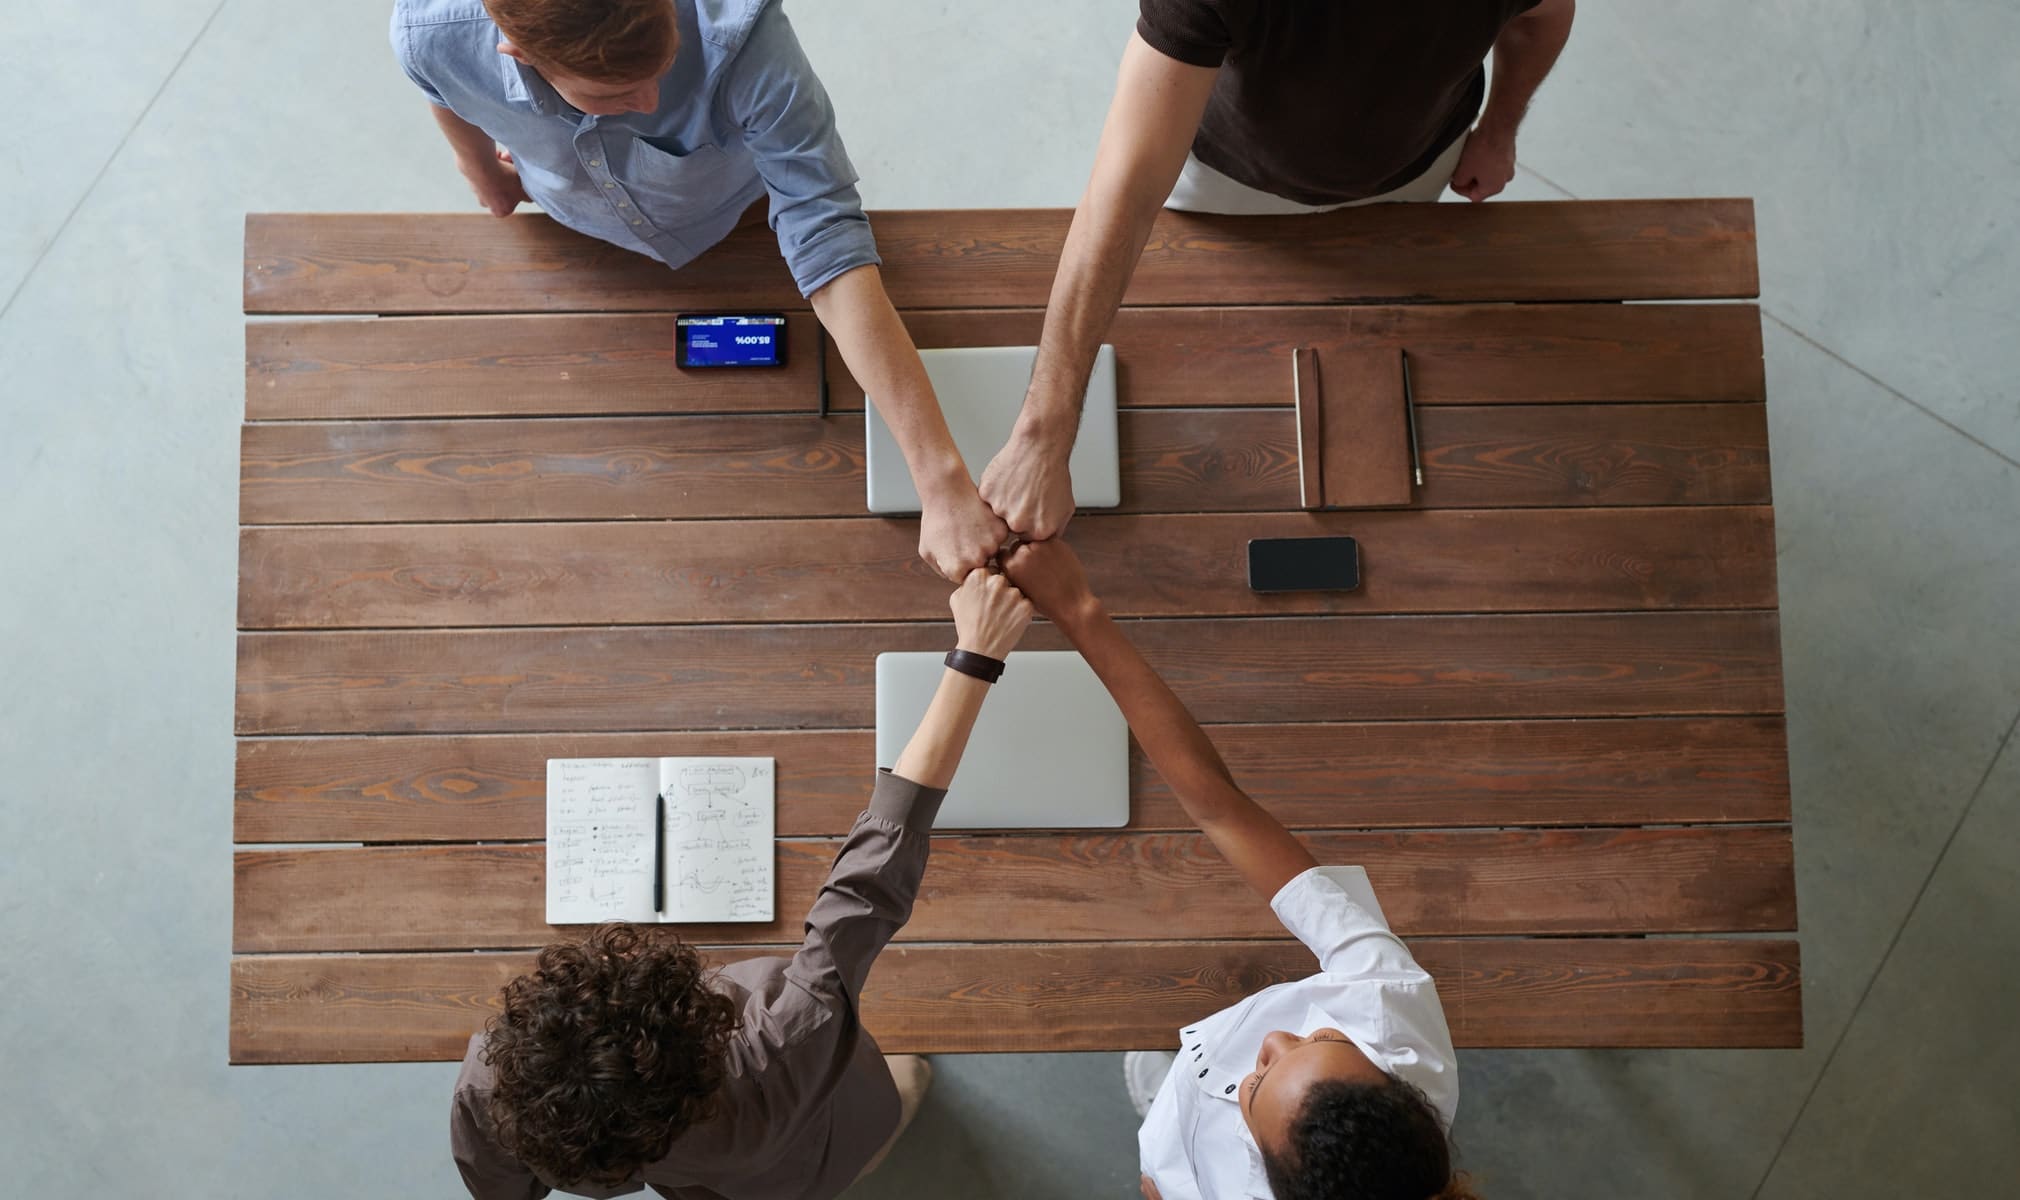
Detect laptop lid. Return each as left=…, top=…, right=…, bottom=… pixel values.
left=874, top=650, right=1130, bottom=829
left=865, top=345, right=1121, bottom=514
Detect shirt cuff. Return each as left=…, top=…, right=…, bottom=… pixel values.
left=868, top=767, right=948, bottom=833
left=779, top=214, right=882, bottom=297
left=1270, top=864, right=1392, bottom=935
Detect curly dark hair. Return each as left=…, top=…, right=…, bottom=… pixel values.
left=482, top=924, right=741, bottom=1188
left=1260, top=1074, right=1480, bottom=1200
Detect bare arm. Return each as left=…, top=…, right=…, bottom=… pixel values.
left=977, top=34, right=1218, bottom=539
left=891, top=568, right=1035, bottom=788
left=787, top=569, right=1033, bottom=1006
left=1002, top=542, right=1316, bottom=900
left=1479, top=0, right=1575, bottom=139
left=810, top=267, right=1006, bottom=579
left=427, top=104, right=528, bottom=216
left=1451, top=0, right=1575, bottom=201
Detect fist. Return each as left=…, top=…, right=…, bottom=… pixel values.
left=461, top=147, right=530, bottom=217
left=948, top=569, right=1034, bottom=661
left=918, top=485, right=1009, bottom=582
left=1001, top=539, right=1095, bottom=629
left=978, top=431, right=1075, bottom=540
left=1448, top=127, right=1516, bottom=203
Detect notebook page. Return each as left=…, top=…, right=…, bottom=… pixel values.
left=545, top=757, right=658, bottom=924
left=660, top=758, right=775, bottom=923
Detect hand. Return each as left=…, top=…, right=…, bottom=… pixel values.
left=1001, top=539, right=1098, bottom=632
left=949, top=568, right=1034, bottom=660
left=460, top=146, right=530, bottom=217
left=918, top=483, right=1009, bottom=581
left=978, top=429, right=1076, bottom=540
left=1448, top=126, right=1516, bottom=202
left=1139, top=1175, right=1163, bottom=1200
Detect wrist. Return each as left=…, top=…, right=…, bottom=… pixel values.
left=1013, top=408, right=1078, bottom=449
left=1015, top=381, right=1083, bottom=447
left=1473, top=111, right=1520, bottom=145
left=946, top=646, right=1006, bottom=681
left=1054, top=593, right=1105, bottom=637
left=913, top=456, right=976, bottom=502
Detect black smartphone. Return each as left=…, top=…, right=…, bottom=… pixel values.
left=1247, top=536, right=1361, bottom=593
left=675, top=313, right=788, bottom=368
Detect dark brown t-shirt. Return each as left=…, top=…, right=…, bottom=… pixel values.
left=1137, top=0, right=1541, bottom=204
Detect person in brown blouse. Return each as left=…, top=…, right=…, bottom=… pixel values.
left=977, top=0, right=1576, bottom=542
left=449, top=568, right=1036, bottom=1199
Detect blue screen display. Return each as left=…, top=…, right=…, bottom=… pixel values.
left=679, top=314, right=785, bottom=367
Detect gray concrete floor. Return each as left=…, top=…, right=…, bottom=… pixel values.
left=1, top=1, right=2015, bottom=1196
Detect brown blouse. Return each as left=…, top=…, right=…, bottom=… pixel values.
left=450, top=769, right=948, bottom=1200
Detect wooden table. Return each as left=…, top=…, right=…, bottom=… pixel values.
left=230, top=201, right=1799, bottom=1064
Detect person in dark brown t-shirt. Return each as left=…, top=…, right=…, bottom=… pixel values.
left=976, top=0, right=1575, bottom=543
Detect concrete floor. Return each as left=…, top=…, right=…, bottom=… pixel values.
left=1, top=1, right=2015, bottom=1195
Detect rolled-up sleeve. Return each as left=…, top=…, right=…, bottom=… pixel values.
left=718, top=6, right=881, bottom=296
left=390, top=14, right=450, bottom=107
left=786, top=769, right=947, bottom=1007
left=1270, top=865, right=1429, bottom=980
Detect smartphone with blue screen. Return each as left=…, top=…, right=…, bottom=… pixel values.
left=676, top=313, right=788, bottom=368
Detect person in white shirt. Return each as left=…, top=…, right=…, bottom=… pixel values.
left=1002, top=539, right=1478, bottom=1200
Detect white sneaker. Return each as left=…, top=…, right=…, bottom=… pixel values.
left=1123, top=1050, right=1177, bottom=1118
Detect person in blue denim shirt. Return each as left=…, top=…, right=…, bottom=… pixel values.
left=393, top=0, right=1007, bottom=579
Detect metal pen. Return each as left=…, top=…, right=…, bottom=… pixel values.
left=1401, top=349, right=1424, bottom=488
left=653, top=792, right=666, bottom=915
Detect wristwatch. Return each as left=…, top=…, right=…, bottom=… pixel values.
left=944, top=648, right=1006, bottom=684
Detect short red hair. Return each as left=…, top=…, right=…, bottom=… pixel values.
left=485, top=0, right=679, bottom=84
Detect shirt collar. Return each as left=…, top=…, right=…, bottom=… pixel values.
left=496, top=45, right=576, bottom=118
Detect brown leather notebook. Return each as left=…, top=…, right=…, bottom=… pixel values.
left=1315, top=345, right=1413, bottom=509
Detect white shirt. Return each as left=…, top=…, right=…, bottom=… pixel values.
left=1136, top=866, right=1458, bottom=1200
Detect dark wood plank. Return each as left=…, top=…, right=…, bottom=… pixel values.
left=244, top=202, right=1757, bottom=315
left=228, top=937, right=1803, bottom=1061
left=238, top=404, right=1772, bottom=524
left=234, top=717, right=1791, bottom=843
left=237, top=507, right=1778, bottom=629
left=233, top=827, right=1795, bottom=952
left=240, top=414, right=867, bottom=524
left=246, top=303, right=1765, bottom=419
left=234, top=612, right=1787, bottom=735
left=246, top=312, right=825, bottom=420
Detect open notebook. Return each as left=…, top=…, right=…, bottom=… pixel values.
left=545, top=757, right=775, bottom=925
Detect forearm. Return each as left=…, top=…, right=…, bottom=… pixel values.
left=1023, top=176, right=1166, bottom=437
left=810, top=264, right=969, bottom=498
left=1478, top=0, right=1575, bottom=137
left=1055, top=601, right=1241, bottom=814
left=1056, top=600, right=1316, bottom=897
left=1023, top=33, right=1211, bottom=440
left=429, top=103, right=497, bottom=167
left=892, top=668, right=993, bottom=790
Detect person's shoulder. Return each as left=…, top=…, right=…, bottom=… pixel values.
left=692, top=0, right=772, bottom=52
left=454, top=1030, right=498, bottom=1090
left=393, top=0, right=495, bottom=30
left=392, top=0, right=502, bottom=93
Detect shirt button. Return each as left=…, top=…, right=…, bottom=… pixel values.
left=630, top=219, right=642, bottom=226
left=588, top=159, right=601, bottom=167
left=603, top=182, right=615, bottom=189
left=618, top=200, right=630, bottom=208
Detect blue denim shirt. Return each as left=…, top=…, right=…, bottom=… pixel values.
left=392, top=0, right=880, bottom=296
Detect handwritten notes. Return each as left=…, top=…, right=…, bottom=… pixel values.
left=545, top=757, right=775, bottom=925
left=665, top=758, right=774, bottom=923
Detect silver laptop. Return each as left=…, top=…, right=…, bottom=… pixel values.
left=864, top=345, right=1122, bottom=513
left=874, top=650, right=1130, bottom=829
